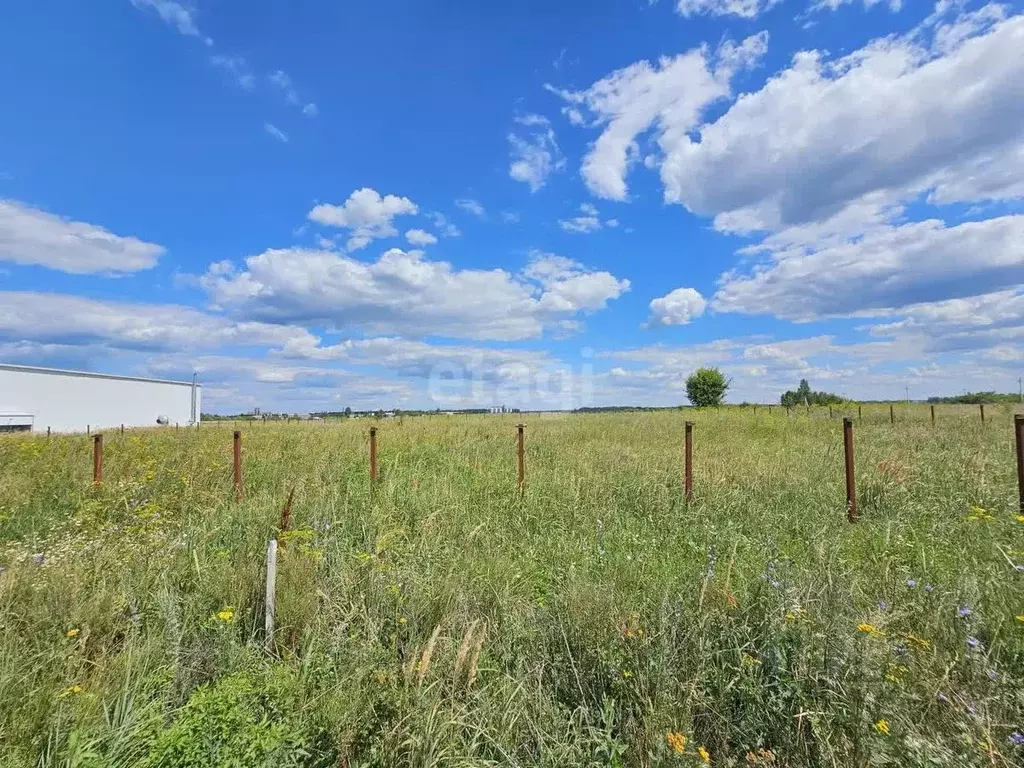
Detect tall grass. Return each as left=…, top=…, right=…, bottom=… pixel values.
left=1, top=405, right=1022, bottom=766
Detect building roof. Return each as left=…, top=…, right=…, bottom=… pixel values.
left=0, top=363, right=199, bottom=388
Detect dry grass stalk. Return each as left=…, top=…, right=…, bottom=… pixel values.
left=417, top=623, right=443, bottom=686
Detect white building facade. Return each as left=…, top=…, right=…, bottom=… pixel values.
left=0, top=364, right=199, bottom=433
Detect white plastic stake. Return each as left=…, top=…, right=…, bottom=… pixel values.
left=265, top=539, right=278, bottom=652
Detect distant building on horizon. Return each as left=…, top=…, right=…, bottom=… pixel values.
left=0, top=363, right=199, bottom=433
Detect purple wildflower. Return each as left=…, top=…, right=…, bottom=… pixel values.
left=924, top=584, right=934, bottom=593
left=30, top=553, right=44, bottom=566
left=878, top=600, right=890, bottom=612
left=936, top=693, right=950, bottom=704
left=906, top=579, right=918, bottom=589
left=958, top=606, right=972, bottom=618
left=967, top=636, right=981, bottom=650
left=987, top=669, right=999, bottom=681
left=1009, top=731, right=1024, bottom=746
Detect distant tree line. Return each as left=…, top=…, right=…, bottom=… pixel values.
left=926, top=391, right=1022, bottom=405
left=780, top=379, right=845, bottom=407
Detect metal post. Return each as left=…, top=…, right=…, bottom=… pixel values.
left=46, top=426, right=50, bottom=438
left=516, top=424, right=525, bottom=491
left=233, top=430, right=242, bottom=502
left=265, top=539, right=277, bottom=653
left=93, top=434, right=103, bottom=485
left=1015, top=415, right=1024, bottom=515
left=87, top=424, right=90, bottom=435
left=120, top=423, right=124, bottom=435
left=684, top=421, right=694, bottom=503
left=369, top=427, right=378, bottom=484
left=980, top=403, right=985, bottom=425
left=858, top=404, right=862, bottom=421
left=829, top=405, right=833, bottom=419
left=931, top=404, right=935, bottom=425
left=890, top=404, right=895, bottom=425
left=843, top=418, right=857, bottom=522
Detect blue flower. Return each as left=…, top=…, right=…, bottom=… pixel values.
left=966, top=636, right=981, bottom=650
left=878, top=600, right=890, bottom=612
left=905, top=579, right=918, bottom=589
left=924, top=584, right=934, bottom=593
left=936, top=693, right=950, bottom=704
left=958, top=605, right=972, bottom=618
left=1009, top=731, right=1024, bottom=747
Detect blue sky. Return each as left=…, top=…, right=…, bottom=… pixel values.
left=2, top=0, right=1023, bottom=412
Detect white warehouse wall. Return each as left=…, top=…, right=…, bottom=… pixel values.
left=0, top=364, right=199, bottom=433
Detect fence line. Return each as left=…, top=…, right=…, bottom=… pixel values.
left=20, top=408, right=1024, bottom=523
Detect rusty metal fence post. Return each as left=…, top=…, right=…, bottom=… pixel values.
left=369, top=427, right=378, bottom=484
left=1015, top=415, right=1024, bottom=515
left=93, top=434, right=103, bottom=485
left=233, top=430, right=243, bottom=501
left=858, top=404, right=862, bottom=421
left=516, top=424, right=525, bottom=491
left=684, top=421, right=694, bottom=503
left=980, top=403, right=985, bottom=425
left=890, top=405, right=895, bottom=425
left=931, top=404, right=935, bottom=425
left=843, top=418, right=857, bottom=522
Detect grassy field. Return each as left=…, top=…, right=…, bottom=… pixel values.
left=1, top=405, right=1023, bottom=767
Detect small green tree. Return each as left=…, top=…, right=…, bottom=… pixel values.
left=686, top=367, right=729, bottom=407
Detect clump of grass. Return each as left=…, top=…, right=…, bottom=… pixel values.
left=0, top=407, right=1022, bottom=766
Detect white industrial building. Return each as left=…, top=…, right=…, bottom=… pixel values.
left=0, top=363, right=200, bottom=433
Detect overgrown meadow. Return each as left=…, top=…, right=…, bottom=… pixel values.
left=1, top=406, right=1023, bottom=767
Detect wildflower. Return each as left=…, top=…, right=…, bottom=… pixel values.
left=1017, top=515, right=1024, bottom=523
left=1015, top=565, right=1024, bottom=573
left=216, top=608, right=234, bottom=622
left=398, top=617, right=407, bottom=625
left=924, top=584, right=934, bottom=593
left=698, top=745, right=711, bottom=763
left=906, top=579, right=918, bottom=589
left=57, top=684, right=82, bottom=698
left=874, top=720, right=890, bottom=735
left=66, top=628, right=79, bottom=638
left=936, top=693, right=950, bottom=704
left=857, top=623, right=884, bottom=637
left=878, top=600, right=889, bottom=612
left=966, top=636, right=982, bottom=650
left=1016, top=616, right=1024, bottom=623
left=666, top=732, right=687, bottom=754
left=1009, top=731, right=1024, bottom=746
left=905, top=634, right=931, bottom=651
left=987, top=669, right=999, bottom=681
left=31, top=553, right=44, bottom=566
left=958, top=606, right=972, bottom=618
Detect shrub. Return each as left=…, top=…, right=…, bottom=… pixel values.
left=685, top=367, right=729, bottom=407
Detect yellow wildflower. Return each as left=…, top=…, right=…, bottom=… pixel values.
left=666, top=731, right=687, bottom=754
left=857, top=623, right=875, bottom=633
left=66, top=628, right=80, bottom=638
left=57, top=684, right=82, bottom=698
left=874, top=720, right=890, bottom=735
left=216, top=608, right=234, bottom=622
left=698, top=745, right=711, bottom=763
left=1017, top=515, right=1024, bottom=523
left=905, top=634, right=931, bottom=651
left=1016, top=615, right=1024, bottom=623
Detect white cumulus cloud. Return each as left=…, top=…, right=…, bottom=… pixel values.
left=647, top=287, right=708, bottom=326
left=308, top=188, right=419, bottom=251
left=0, top=200, right=164, bottom=274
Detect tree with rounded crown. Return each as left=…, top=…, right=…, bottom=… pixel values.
left=686, top=367, right=729, bottom=407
